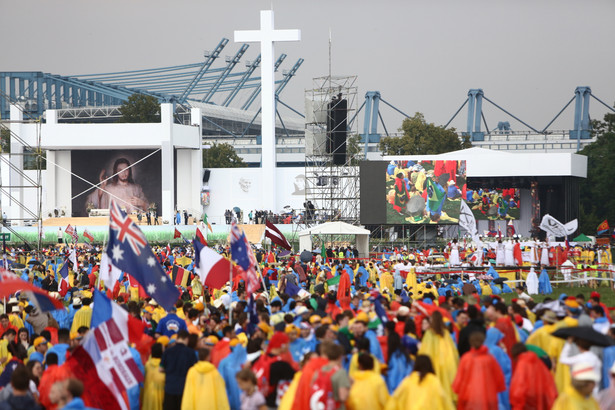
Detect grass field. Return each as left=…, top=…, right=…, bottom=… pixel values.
left=499, top=284, right=615, bottom=307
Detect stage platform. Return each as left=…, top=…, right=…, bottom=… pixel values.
left=2, top=223, right=291, bottom=245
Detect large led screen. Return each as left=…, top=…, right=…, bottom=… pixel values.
left=71, top=149, right=162, bottom=217
left=385, top=160, right=466, bottom=224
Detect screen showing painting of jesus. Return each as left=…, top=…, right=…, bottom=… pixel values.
left=71, top=149, right=162, bottom=217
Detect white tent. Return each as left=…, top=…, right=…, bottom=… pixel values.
left=298, top=221, right=370, bottom=258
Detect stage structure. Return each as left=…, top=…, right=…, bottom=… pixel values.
left=0, top=104, right=44, bottom=248
left=304, top=75, right=360, bottom=227
left=360, top=147, right=588, bottom=242
left=3, top=103, right=202, bottom=230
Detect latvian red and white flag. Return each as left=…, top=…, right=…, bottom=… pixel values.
left=264, top=220, right=291, bottom=250
left=65, top=224, right=78, bottom=243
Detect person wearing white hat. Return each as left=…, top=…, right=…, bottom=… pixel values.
left=559, top=336, right=602, bottom=396
left=552, top=362, right=600, bottom=409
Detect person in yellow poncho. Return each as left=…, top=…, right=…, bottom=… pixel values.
left=386, top=354, right=454, bottom=410
left=552, top=362, right=600, bottom=410
left=70, top=298, right=93, bottom=333
left=181, top=348, right=229, bottom=410
left=348, top=338, right=381, bottom=379
left=347, top=353, right=389, bottom=410
left=142, top=343, right=165, bottom=410
left=380, top=270, right=394, bottom=293
left=417, top=310, right=459, bottom=401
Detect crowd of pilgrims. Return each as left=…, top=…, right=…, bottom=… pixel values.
left=0, top=242, right=614, bottom=409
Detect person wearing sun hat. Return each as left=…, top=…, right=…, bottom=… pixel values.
left=552, top=362, right=601, bottom=409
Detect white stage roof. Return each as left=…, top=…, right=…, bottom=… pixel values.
left=384, top=147, right=587, bottom=178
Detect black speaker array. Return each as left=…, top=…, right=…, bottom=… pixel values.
left=326, top=94, right=348, bottom=165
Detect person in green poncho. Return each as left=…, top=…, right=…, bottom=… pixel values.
left=424, top=175, right=446, bottom=222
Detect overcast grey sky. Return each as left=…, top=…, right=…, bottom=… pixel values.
left=2, top=0, right=614, bottom=132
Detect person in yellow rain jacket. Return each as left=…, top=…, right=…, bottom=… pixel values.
left=552, top=362, right=600, bottom=410
left=379, top=270, right=394, bottom=293
left=417, top=310, right=459, bottom=401
left=181, top=348, right=229, bottom=410
left=347, top=353, right=389, bottom=410
left=142, top=343, right=165, bottom=410
left=70, top=298, right=93, bottom=333
left=386, top=354, right=454, bottom=410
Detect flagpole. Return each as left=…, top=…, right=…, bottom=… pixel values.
left=228, top=244, right=233, bottom=326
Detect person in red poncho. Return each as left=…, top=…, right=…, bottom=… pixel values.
left=509, top=344, right=558, bottom=410
left=392, top=173, right=409, bottom=213
left=486, top=302, right=517, bottom=358
left=513, top=240, right=523, bottom=266
left=452, top=332, right=505, bottom=410
left=252, top=332, right=297, bottom=408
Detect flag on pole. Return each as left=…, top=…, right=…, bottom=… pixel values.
left=202, top=213, right=213, bottom=232
left=195, top=222, right=208, bottom=246
left=65, top=224, right=78, bottom=243
left=69, top=247, right=78, bottom=270
left=66, top=291, right=146, bottom=410
left=598, top=220, right=610, bottom=235
left=230, top=222, right=260, bottom=294
left=173, top=228, right=182, bottom=239
left=100, top=252, right=122, bottom=291
left=192, top=239, right=232, bottom=289
left=507, top=220, right=515, bottom=237
left=0, top=269, right=64, bottom=311
left=171, top=265, right=190, bottom=288
left=105, top=200, right=179, bottom=310
left=83, top=229, right=95, bottom=242
left=264, top=220, right=291, bottom=250
left=58, top=261, right=69, bottom=297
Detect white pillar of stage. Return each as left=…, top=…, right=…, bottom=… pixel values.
left=160, top=103, right=174, bottom=224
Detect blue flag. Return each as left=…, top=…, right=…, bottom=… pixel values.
left=90, top=289, right=114, bottom=329
left=285, top=281, right=301, bottom=297
left=106, top=200, right=179, bottom=310
left=58, top=261, right=69, bottom=280
left=230, top=223, right=251, bottom=271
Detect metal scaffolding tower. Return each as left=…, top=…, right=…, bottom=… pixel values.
left=0, top=100, right=43, bottom=250
left=304, top=76, right=360, bottom=226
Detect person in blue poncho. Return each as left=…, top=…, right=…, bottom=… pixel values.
left=218, top=342, right=247, bottom=410
left=384, top=322, right=412, bottom=393
left=485, top=328, right=512, bottom=410
left=538, top=268, right=552, bottom=294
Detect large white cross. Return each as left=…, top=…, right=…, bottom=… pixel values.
left=235, top=10, right=300, bottom=213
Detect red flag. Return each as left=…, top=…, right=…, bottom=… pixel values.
left=598, top=220, right=610, bottom=235
left=173, top=228, right=182, bottom=239
left=83, top=230, right=94, bottom=242
left=64, top=347, right=124, bottom=410
left=264, top=220, right=291, bottom=250
left=65, top=224, right=78, bottom=243
left=196, top=222, right=208, bottom=245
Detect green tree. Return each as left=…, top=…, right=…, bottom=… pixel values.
left=0, top=126, right=10, bottom=153
left=119, top=94, right=160, bottom=123
left=203, top=143, right=246, bottom=168
left=379, top=112, right=472, bottom=155
left=579, top=108, right=615, bottom=233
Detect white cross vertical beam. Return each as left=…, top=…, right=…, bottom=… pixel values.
left=235, top=10, right=300, bottom=213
